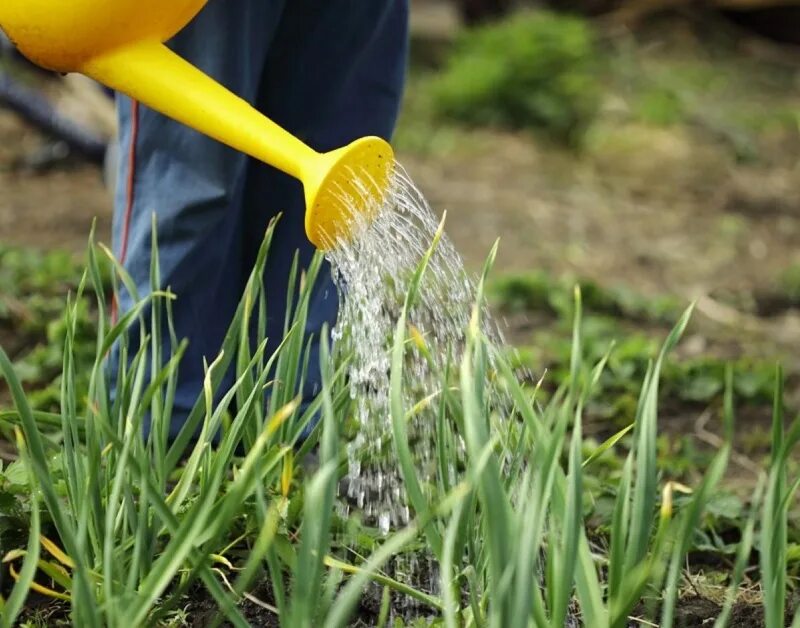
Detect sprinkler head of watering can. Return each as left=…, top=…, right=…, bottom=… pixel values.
left=303, top=136, right=395, bottom=250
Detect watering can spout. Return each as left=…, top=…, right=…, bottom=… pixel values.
left=0, top=1, right=394, bottom=249
left=83, top=41, right=394, bottom=248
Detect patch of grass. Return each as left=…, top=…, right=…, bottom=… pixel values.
left=1, top=234, right=799, bottom=626
left=429, top=11, right=601, bottom=147
left=490, top=270, right=684, bottom=323
left=0, top=222, right=356, bottom=626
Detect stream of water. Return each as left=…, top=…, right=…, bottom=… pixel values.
left=324, top=164, right=511, bottom=534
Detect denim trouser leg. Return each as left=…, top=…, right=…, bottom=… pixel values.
left=111, top=0, right=409, bottom=440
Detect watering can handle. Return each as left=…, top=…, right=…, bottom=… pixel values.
left=82, top=40, right=318, bottom=181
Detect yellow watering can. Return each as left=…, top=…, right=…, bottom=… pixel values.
left=0, top=0, right=394, bottom=249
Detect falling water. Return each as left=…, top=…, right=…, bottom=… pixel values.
left=324, top=163, right=509, bottom=534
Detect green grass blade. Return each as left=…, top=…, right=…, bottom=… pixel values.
left=324, top=555, right=442, bottom=610
left=551, top=407, right=584, bottom=628
left=0, top=434, right=41, bottom=628
left=324, top=525, right=420, bottom=628
left=568, top=285, right=582, bottom=403
left=608, top=454, right=633, bottom=602
left=661, top=444, right=730, bottom=626
left=288, top=462, right=339, bottom=627
left=0, top=346, right=99, bottom=626
left=390, top=312, right=443, bottom=556
left=442, top=499, right=468, bottom=628
left=583, top=423, right=633, bottom=469
left=714, top=474, right=766, bottom=628
left=493, top=344, right=605, bottom=624
left=461, top=333, right=513, bottom=623
left=387, top=223, right=448, bottom=558
left=761, top=365, right=787, bottom=628
left=166, top=219, right=277, bottom=470
left=626, top=306, right=693, bottom=570
left=510, top=400, right=567, bottom=626
left=287, top=329, right=339, bottom=626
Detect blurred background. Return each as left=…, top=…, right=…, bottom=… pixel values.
left=1, top=0, right=799, bottom=475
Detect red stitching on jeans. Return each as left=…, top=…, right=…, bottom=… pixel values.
left=112, top=99, right=140, bottom=322
left=120, top=99, right=140, bottom=265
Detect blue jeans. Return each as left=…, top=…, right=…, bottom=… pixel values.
left=110, top=0, right=409, bottom=440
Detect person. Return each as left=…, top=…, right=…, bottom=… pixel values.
left=110, top=1, right=409, bottom=441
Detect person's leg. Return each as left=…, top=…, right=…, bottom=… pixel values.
left=111, top=0, right=284, bottom=439
left=239, top=0, right=409, bottom=406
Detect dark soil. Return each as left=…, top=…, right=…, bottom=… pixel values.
left=186, top=581, right=281, bottom=628
left=631, top=592, right=800, bottom=627
left=630, top=595, right=758, bottom=627
left=15, top=577, right=787, bottom=626
left=178, top=554, right=440, bottom=627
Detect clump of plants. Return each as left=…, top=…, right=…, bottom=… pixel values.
left=1, top=221, right=355, bottom=627
left=431, top=11, right=601, bottom=147
left=0, top=228, right=799, bottom=627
